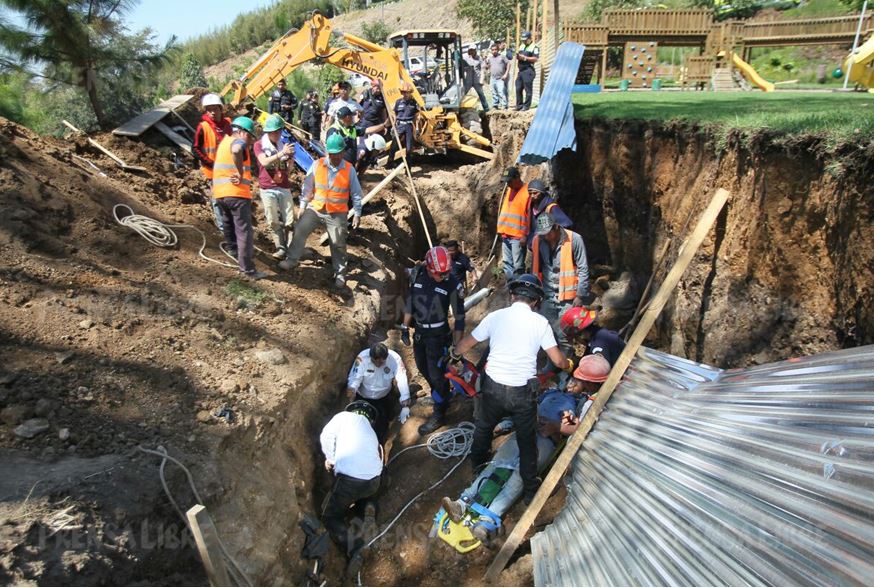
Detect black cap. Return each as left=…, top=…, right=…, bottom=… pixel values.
left=337, top=106, right=354, bottom=119
left=500, top=166, right=520, bottom=182
left=528, top=179, right=548, bottom=194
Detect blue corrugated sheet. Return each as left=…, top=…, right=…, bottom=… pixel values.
left=532, top=345, right=874, bottom=586
left=518, top=42, right=585, bottom=165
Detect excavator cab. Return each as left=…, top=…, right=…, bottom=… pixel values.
left=388, top=30, right=465, bottom=110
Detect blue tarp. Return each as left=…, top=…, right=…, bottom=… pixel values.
left=518, top=42, right=585, bottom=165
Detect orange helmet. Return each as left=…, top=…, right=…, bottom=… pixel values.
left=560, top=306, right=597, bottom=336
left=425, top=246, right=451, bottom=276
left=573, top=354, right=611, bottom=383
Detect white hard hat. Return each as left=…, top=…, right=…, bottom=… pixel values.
left=365, top=134, right=387, bottom=152
left=202, top=93, right=223, bottom=108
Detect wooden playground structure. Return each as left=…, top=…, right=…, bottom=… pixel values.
left=563, top=9, right=874, bottom=89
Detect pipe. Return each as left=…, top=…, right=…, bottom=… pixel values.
left=463, top=287, right=493, bottom=311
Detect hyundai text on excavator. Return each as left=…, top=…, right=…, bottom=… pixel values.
left=221, top=11, right=493, bottom=159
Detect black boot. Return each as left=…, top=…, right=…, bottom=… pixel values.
left=418, top=412, right=444, bottom=435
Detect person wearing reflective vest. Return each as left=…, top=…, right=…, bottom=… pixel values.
left=212, top=116, right=265, bottom=280
left=525, top=178, right=573, bottom=248
left=280, top=133, right=363, bottom=289
left=194, top=93, right=232, bottom=232
left=496, top=166, right=531, bottom=280
left=530, top=214, right=591, bottom=366
left=326, top=105, right=359, bottom=164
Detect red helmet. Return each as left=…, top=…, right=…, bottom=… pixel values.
left=425, top=246, right=451, bottom=276
left=573, top=354, right=611, bottom=383
left=560, top=306, right=597, bottom=336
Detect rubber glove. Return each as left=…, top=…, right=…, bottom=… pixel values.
left=399, top=406, right=410, bottom=424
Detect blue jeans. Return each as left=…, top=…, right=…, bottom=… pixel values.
left=501, top=236, right=526, bottom=280
left=490, top=78, right=508, bottom=109
left=460, top=432, right=555, bottom=517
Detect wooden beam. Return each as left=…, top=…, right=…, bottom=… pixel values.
left=554, top=0, right=560, bottom=57
left=483, top=187, right=731, bottom=583
left=318, top=163, right=404, bottom=245
left=186, top=505, right=232, bottom=587
left=62, top=120, right=148, bottom=173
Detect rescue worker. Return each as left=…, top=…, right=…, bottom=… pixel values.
left=444, top=239, right=478, bottom=292
left=525, top=179, right=573, bottom=248
left=399, top=246, right=466, bottom=435
left=462, top=46, right=489, bottom=112
left=560, top=307, right=626, bottom=366
left=254, top=114, right=296, bottom=259
left=212, top=116, right=266, bottom=280
left=452, top=274, right=574, bottom=504
left=268, top=79, right=298, bottom=124
left=356, top=79, right=392, bottom=173
left=322, top=83, right=341, bottom=133
left=279, top=133, right=362, bottom=288
left=346, top=342, right=412, bottom=444
left=515, top=30, right=539, bottom=111
left=319, top=401, right=382, bottom=578
left=326, top=106, right=359, bottom=165
left=193, top=93, right=232, bottom=233
left=298, top=90, right=322, bottom=141
left=496, top=166, right=531, bottom=280
left=326, top=81, right=362, bottom=127
left=389, top=82, right=420, bottom=161
left=440, top=356, right=610, bottom=539
left=531, top=214, right=591, bottom=363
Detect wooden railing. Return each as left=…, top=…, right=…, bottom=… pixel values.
left=602, top=9, right=713, bottom=35
left=563, top=23, right=609, bottom=46
left=742, top=13, right=874, bottom=43
left=686, top=56, right=715, bottom=82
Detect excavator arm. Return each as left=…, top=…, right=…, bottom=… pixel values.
left=220, top=11, right=492, bottom=159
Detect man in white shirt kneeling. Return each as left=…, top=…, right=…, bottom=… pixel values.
left=346, top=342, right=412, bottom=443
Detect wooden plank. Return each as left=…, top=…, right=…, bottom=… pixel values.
left=484, top=187, right=731, bottom=583
left=186, top=505, right=232, bottom=587
left=113, top=94, right=194, bottom=137
left=154, top=121, right=193, bottom=154
left=318, top=163, right=404, bottom=245
left=63, top=120, right=148, bottom=173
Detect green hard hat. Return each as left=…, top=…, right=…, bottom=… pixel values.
left=231, top=116, right=256, bottom=136
left=263, top=114, right=285, bottom=133
left=325, top=133, right=346, bottom=154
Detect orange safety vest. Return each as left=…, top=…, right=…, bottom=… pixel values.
left=311, top=157, right=352, bottom=213
left=197, top=118, right=229, bottom=180
left=212, top=136, right=253, bottom=199
left=532, top=228, right=580, bottom=302
left=496, top=184, right=531, bottom=239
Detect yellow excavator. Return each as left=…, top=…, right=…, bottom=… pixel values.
left=221, top=10, right=493, bottom=159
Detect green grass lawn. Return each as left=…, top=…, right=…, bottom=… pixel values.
left=572, top=91, right=874, bottom=145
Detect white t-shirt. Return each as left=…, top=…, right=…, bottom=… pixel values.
left=347, top=348, right=410, bottom=402
left=471, top=302, right=557, bottom=387
left=320, top=411, right=383, bottom=480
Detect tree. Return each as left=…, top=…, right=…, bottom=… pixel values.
left=179, top=52, right=208, bottom=90
left=456, top=0, right=528, bottom=41
left=361, top=20, right=390, bottom=45
left=0, top=0, right=176, bottom=129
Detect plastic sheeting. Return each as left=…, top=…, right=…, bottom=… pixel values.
left=518, top=42, right=585, bottom=166
left=532, top=345, right=874, bottom=586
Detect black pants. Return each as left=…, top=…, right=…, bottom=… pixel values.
left=471, top=373, right=540, bottom=494
left=302, top=121, right=321, bottom=141
left=515, top=67, right=536, bottom=109
left=216, top=197, right=255, bottom=275
left=355, top=393, right=394, bottom=445
left=413, top=329, right=451, bottom=416
left=396, top=121, right=414, bottom=154
left=322, top=473, right=381, bottom=557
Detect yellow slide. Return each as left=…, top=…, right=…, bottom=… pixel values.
left=844, top=34, right=874, bottom=89
left=730, top=53, right=775, bottom=92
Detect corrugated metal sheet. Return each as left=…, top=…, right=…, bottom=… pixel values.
left=532, top=345, right=874, bottom=587
left=518, top=42, right=584, bottom=165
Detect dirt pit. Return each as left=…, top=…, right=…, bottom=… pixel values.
left=1, top=110, right=872, bottom=586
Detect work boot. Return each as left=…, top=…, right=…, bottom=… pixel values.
left=523, top=477, right=543, bottom=506
left=244, top=270, right=269, bottom=281
left=334, top=275, right=346, bottom=289
left=441, top=497, right=466, bottom=524
left=418, top=413, right=444, bottom=436
left=362, top=502, right=378, bottom=542
left=345, top=548, right=365, bottom=581
left=271, top=247, right=286, bottom=260
left=278, top=259, right=298, bottom=271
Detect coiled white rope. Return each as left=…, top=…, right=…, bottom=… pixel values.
left=365, top=422, right=474, bottom=550
left=112, top=203, right=238, bottom=268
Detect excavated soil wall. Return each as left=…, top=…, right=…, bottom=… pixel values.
left=551, top=119, right=874, bottom=366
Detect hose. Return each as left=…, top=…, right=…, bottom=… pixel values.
left=112, top=203, right=237, bottom=269
left=364, top=422, right=474, bottom=550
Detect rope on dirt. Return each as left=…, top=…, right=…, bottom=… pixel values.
left=112, top=203, right=238, bottom=269
left=136, top=445, right=253, bottom=587
left=365, top=422, right=474, bottom=550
